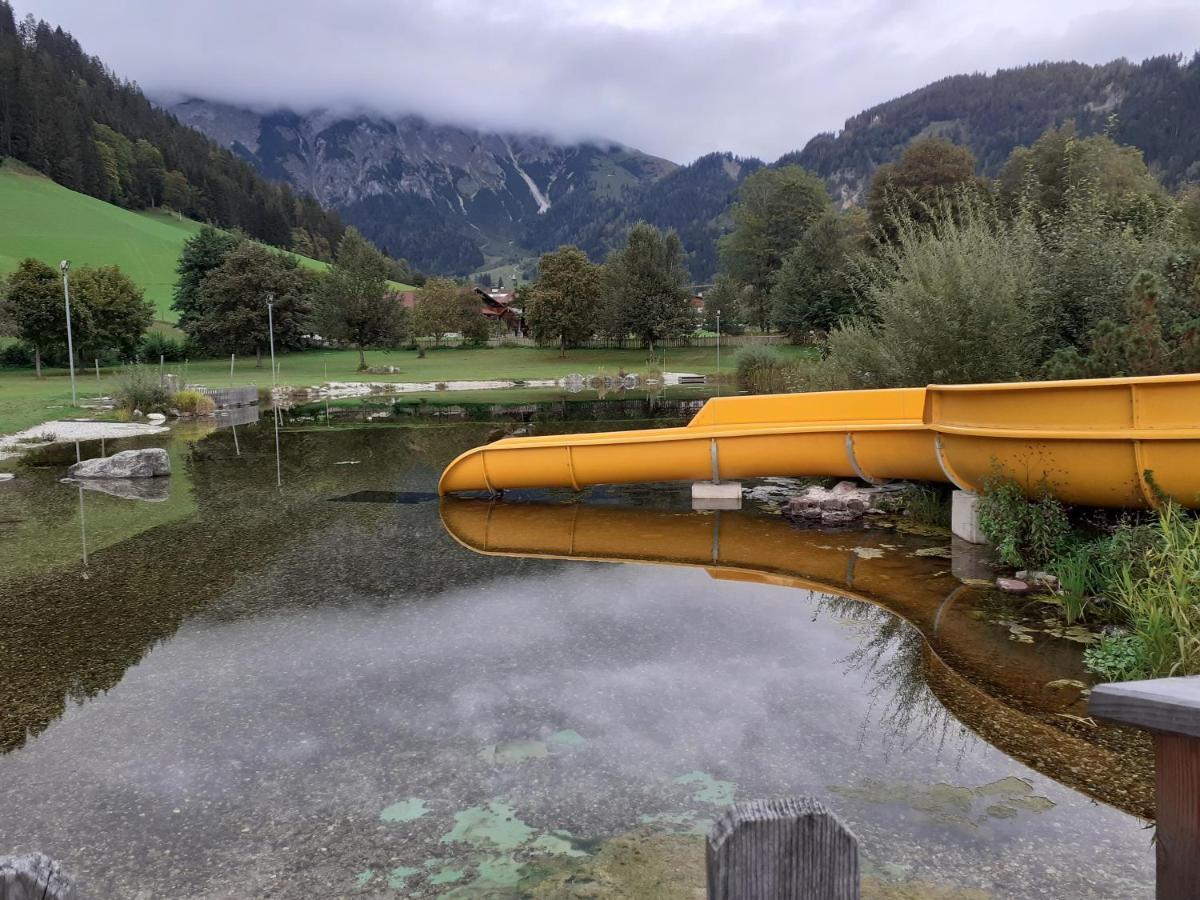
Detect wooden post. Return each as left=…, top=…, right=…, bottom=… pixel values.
left=1090, top=676, right=1200, bottom=899
left=0, top=853, right=76, bottom=900
left=707, top=798, right=859, bottom=900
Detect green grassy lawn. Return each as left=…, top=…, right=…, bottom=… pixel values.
left=0, top=160, right=413, bottom=324
left=0, top=344, right=816, bottom=436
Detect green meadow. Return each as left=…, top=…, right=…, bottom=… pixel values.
left=0, top=160, right=413, bottom=325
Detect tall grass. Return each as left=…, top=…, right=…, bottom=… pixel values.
left=733, top=345, right=809, bottom=394
left=113, top=364, right=171, bottom=413
left=1096, top=503, right=1200, bottom=679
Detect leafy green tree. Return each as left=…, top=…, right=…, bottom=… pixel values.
left=132, top=139, right=165, bottom=207
left=701, top=275, right=744, bottom=334
left=770, top=209, right=868, bottom=340
left=185, top=243, right=313, bottom=366
left=2, top=257, right=87, bottom=376
left=718, top=166, right=831, bottom=328
left=601, top=223, right=693, bottom=351
left=867, top=137, right=980, bottom=238
left=162, top=170, right=193, bottom=213
left=320, top=228, right=405, bottom=369
left=526, top=246, right=601, bottom=356
left=72, top=265, right=153, bottom=361
left=411, top=278, right=488, bottom=344
left=998, top=123, right=1169, bottom=230
left=172, top=226, right=244, bottom=328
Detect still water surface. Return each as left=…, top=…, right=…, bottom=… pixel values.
left=0, top=419, right=1154, bottom=897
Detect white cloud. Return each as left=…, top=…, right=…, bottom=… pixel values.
left=19, top=0, right=1200, bottom=162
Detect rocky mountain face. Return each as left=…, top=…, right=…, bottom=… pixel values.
left=168, top=99, right=677, bottom=274
left=170, top=54, right=1200, bottom=280
left=783, top=55, right=1200, bottom=207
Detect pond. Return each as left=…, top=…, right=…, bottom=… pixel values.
left=0, top=413, right=1156, bottom=897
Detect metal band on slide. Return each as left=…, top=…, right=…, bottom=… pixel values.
left=844, top=433, right=884, bottom=484
left=934, top=433, right=971, bottom=492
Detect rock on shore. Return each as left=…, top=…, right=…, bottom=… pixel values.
left=67, top=448, right=171, bottom=479
left=784, top=480, right=899, bottom=525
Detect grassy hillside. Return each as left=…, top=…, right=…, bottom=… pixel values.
left=0, top=160, right=414, bottom=324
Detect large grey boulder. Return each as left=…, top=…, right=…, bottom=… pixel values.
left=0, top=853, right=76, bottom=900
left=67, top=448, right=170, bottom=479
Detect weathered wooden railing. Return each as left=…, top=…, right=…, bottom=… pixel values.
left=708, top=798, right=859, bottom=899
left=0, top=854, right=75, bottom=900
left=1090, top=675, right=1200, bottom=899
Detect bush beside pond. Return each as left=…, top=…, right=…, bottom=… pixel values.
left=978, top=475, right=1200, bottom=681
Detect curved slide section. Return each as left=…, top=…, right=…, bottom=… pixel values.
left=438, top=373, right=1200, bottom=508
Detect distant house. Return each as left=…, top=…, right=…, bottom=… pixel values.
left=480, top=288, right=525, bottom=335
left=391, top=286, right=526, bottom=335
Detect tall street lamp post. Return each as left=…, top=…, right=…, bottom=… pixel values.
left=60, top=260, right=77, bottom=406
left=716, top=311, right=721, bottom=398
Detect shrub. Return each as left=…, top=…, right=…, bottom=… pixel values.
left=112, top=364, right=171, bottom=413
left=820, top=198, right=1044, bottom=388
left=172, top=389, right=216, bottom=415
left=0, top=341, right=33, bottom=368
left=734, top=345, right=807, bottom=394
left=141, top=331, right=187, bottom=362
left=977, top=475, right=1071, bottom=569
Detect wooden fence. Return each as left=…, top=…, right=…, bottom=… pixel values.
left=193, top=385, right=259, bottom=408
left=409, top=333, right=792, bottom=350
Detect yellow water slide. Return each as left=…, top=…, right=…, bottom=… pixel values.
left=438, top=373, right=1200, bottom=508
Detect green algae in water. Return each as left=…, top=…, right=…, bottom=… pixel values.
left=353, top=869, right=374, bottom=888
left=674, top=770, right=736, bottom=805
left=380, top=797, right=428, bottom=822
left=830, top=776, right=1056, bottom=832
left=386, top=866, right=420, bottom=889
left=441, top=801, right=535, bottom=850
left=429, top=866, right=467, bottom=885
left=531, top=831, right=589, bottom=857
left=639, top=811, right=714, bottom=836
left=548, top=729, right=585, bottom=746
left=443, top=854, right=527, bottom=897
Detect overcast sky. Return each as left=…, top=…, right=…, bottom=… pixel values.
left=20, top=1, right=1200, bottom=163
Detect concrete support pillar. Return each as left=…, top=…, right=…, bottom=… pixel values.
left=951, top=490, right=987, bottom=544
left=693, top=481, right=742, bottom=511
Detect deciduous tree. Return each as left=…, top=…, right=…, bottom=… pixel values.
left=412, top=278, right=488, bottom=344
left=526, top=246, right=600, bottom=356
left=185, top=243, right=313, bottom=366
left=320, top=228, right=405, bottom=369
left=172, top=226, right=243, bottom=329
left=2, top=257, right=87, bottom=376
left=602, top=223, right=693, bottom=351
left=770, top=209, right=868, bottom=341
left=867, top=137, right=980, bottom=238
left=72, top=265, right=153, bottom=361
left=718, top=165, right=831, bottom=329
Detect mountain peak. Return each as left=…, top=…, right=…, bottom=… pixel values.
left=168, top=98, right=677, bottom=273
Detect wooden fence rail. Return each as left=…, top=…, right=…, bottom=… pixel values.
left=1090, top=675, right=1200, bottom=899
left=408, top=334, right=792, bottom=350
left=192, top=385, right=260, bottom=409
